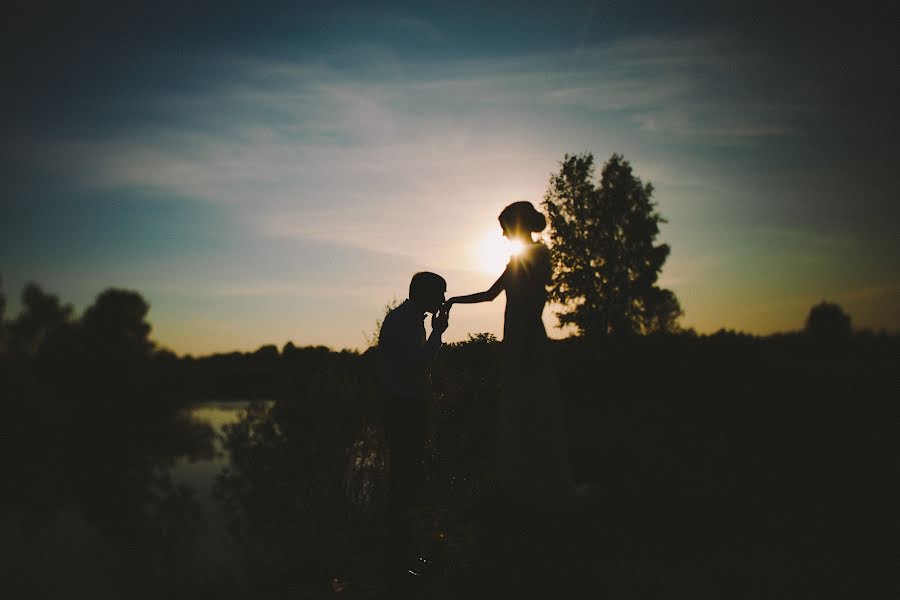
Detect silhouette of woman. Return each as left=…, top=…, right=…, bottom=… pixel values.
left=445, top=201, right=572, bottom=507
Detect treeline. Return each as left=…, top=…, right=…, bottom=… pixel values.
left=0, top=281, right=364, bottom=403
left=2, top=281, right=892, bottom=404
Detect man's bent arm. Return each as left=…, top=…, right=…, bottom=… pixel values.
left=422, top=326, right=443, bottom=363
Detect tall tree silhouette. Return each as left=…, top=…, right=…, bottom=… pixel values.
left=82, top=288, right=154, bottom=357
left=543, top=153, right=681, bottom=335
left=9, top=282, right=73, bottom=356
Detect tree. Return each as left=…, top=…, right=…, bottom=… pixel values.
left=9, top=282, right=74, bottom=356
left=82, top=288, right=154, bottom=357
left=254, top=344, right=279, bottom=361
left=805, top=301, right=852, bottom=338
left=543, top=152, right=681, bottom=335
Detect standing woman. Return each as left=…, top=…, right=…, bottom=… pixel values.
left=445, top=201, right=572, bottom=508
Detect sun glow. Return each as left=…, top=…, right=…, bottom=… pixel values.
left=474, top=230, right=523, bottom=274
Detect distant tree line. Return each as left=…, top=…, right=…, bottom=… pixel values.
left=0, top=275, right=888, bottom=403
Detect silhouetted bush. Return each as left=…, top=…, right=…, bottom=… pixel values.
left=805, top=300, right=853, bottom=339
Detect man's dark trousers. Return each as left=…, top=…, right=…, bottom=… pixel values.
left=382, top=394, right=428, bottom=565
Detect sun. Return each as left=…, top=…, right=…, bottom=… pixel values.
left=474, top=230, right=523, bottom=274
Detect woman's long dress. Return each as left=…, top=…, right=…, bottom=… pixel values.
left=496, top=242, right=572, bottom=507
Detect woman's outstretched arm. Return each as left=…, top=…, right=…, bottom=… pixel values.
left=446, top=273, right=505, bottom=306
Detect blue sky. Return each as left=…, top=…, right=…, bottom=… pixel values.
left=2, top=1, right=897, bottom=353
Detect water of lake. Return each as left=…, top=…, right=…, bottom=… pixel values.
left=170, top=401, right=258, bottom=500
left=1, top=401, right=263, bottom=598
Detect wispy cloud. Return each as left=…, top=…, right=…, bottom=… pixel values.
left=25, top=33, right=817, bottom=273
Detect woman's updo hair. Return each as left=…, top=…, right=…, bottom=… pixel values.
left=499, top=201, right=546, bottom=233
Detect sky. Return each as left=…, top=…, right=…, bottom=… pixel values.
left=2, top=1, right=898, bottom=354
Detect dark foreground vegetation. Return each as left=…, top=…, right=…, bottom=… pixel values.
left=0, top=283, right=895, bottom=598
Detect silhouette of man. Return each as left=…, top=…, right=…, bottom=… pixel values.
left=377, top=271, right=449, bottom=579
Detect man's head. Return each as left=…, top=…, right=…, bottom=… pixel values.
left=409, top=271, right=446, bottom=314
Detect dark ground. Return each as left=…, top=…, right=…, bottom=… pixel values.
left=1, top=330, right=895, bottom=598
